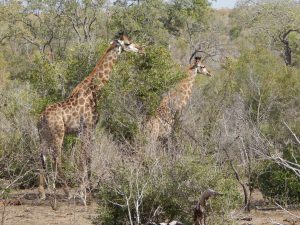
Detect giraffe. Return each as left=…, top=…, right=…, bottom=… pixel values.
left=37, top=33, right=144, bottom=200
left=145, top=56, right=212, bottom=145
left=194, top=189, right=223, bottom=225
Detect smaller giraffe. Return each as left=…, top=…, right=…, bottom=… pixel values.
left=145, top=56, right=212, bottom=144
left=194, top=189, right=222, bottom=225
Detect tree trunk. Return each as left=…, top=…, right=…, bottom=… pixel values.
left=283, top=39, right=292, bottom=66
left=280, top=29, right=300, bottom=66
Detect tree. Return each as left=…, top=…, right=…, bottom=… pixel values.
left=232, top=0, right=300, bottom=66
left=0, top=0, right=106, bottom=61
left=62, top=0, right=106, bottom=44
left=0, top=0, right=69, bottom=60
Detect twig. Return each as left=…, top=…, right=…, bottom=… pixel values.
left=283, top=121, right=300, bottom=145
left=268, top=217, right=283, bottom=225
left=275, top=202, right=300, bottom=220
left=0, top=169, right=32, bottom=196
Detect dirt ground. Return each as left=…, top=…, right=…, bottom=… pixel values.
left=235, top=190, right=300, bottom=225
left=0, top=189, right=98, bottom=225
left=235, top=209, right=300, bottom=225
left=1, top=189, right=300, bottom=225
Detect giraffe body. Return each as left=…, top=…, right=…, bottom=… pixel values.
left=38, top=34, right=144, bottom=200
left=194, top=189, right=222, bottom=225
left=145, top=57, right=211, bottom=143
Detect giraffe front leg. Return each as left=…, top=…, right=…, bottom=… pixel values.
left=56, top=157, right=71, bottom=199
left=38, top=170, right=46, bottom=200
left=144, top=117, right=160, bottom=156
left=55, top=141, right=72, bottom=199
left=49, top=128, right=71, bottom=201
left=38, top=136, right=48, bottom=200
left=78, top=125, right=93, bottom=204
left=77, top=150, right=88, bottom=206
left=49, top=155, right=59, bottom=210
left=86, top=149, right=92, bottom=191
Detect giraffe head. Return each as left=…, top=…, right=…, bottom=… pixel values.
left=193, top=56, right=212, bottom=77
left=113, top=32, right=144, bottom=54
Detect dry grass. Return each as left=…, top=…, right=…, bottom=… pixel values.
left=0, top=189, right=97, bottom=225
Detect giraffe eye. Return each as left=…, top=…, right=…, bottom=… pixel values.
left=125, top=43, right=131, bottom=46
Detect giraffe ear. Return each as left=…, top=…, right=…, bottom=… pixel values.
left=115, top=31, right=123, bottom=39
left=194, top=56, right=202, bottom=62
left=115, top=31, right=129, bottom=41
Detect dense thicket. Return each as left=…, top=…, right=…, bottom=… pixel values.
left=0, top=0, right=299, bottom=224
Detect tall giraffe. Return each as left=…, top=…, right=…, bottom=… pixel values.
left=38, top=33, right=144, bottom=200
left=145, top=56, right=212, bottom=144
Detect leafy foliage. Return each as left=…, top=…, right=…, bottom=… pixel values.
left=257, top=147, right=300, bottom=204
left=224, top=47, right=300, bottom=134
left=94, top=153, right=241, bottom=225
left=100, top=45, right=185, bottom=141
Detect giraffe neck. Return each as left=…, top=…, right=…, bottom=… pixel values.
left=166, top=67, right=197, bottom=111
left=178, top=67, right=197, bottom=93
left=70, top=43, right=120, bottom=96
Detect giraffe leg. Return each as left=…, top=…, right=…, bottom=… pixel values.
left=145, top=118, right=160, bottom=156
left=38, top=119, right=50, bottom=200
left=83, top=129, right=93, bottom=191
left=49, top=154, right=63, bottom=210
left=52, top=132, right=71, bottom=199
left=76, top=145, right=88, bottom=205
left=56, top=156, right=71, bottom=199
left=38, top=152, right=47, bottom=200
left=86, top=149, right=92, bottom=190
left=77, top=124, right=93, bottom=203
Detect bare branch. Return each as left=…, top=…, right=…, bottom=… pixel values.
left=275, top=202, right=300, bottom=220
left=283, top=121, right=300, bottom=145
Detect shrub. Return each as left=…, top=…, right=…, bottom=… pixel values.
left=257, top=146, right=300, bottom=204
left=0, top=81, right=40, bottom=188
left=100, top=45, right=185, bottom=141
left=93, top=152, right=241, bottom=225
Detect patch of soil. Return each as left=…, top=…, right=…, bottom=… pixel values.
left=236, top=209, right=300, bottom=225
left=1, top=189, right=300, bottom=225
left=235, top=189, right=300, bottom=225
left=0, top=189, right=98, bottom=225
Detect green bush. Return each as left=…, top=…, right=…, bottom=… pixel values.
left=93, top=153, right=241, bottom=225
left=225, top=48, right=300, bottom=139
left=64, top=42, right=104, bottom=95
left=100, top=45, right=185, bottom=141
left=257, top=147, right=300, bottom=204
